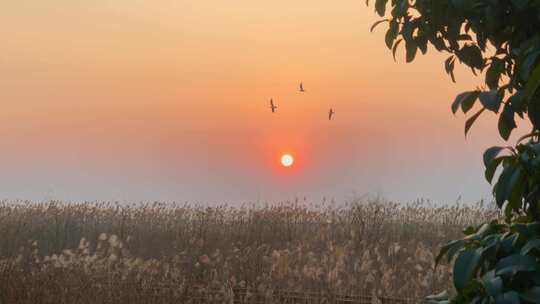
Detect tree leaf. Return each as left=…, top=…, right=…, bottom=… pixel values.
left=517, top=131, right=540, bottom=144
left=511, top=222, right=540, bottom=239
left=496, top=254, right=537, bottom=277
left=528, top=96, right=540, bottom=130
left=405, top=40, right=417, bottom=63
left=385, top=21, right=398, bottom=49
left=391, top=0, right=408, bottom=17
left=521, top=287, right=540, bottom=303
left=375, top=0, right=388, bottom=17
left=453, top=249, right=482, bottom=291
left=451, top=0, right=468, bottom=10
left=508, top=91, right=526, bottom=113
left=465, top=108, right=486, bottom=136
left=458, top=44, right=485, bottom=70
left=495, top=165, right=521, bottom=208
left=370, top=19, right=389, bottom=32
left=494, top=291, right=520, bottom=304
left=521, top=239, right=540, bottom=255
left=392, top=38, right=403, bottom=62
left=511, top=0, right=531, bottom=10
left=525, top=64, right=540, bottom=98
left=486, top=58, right=504, bottom=90
left=498, top=105, right=517, bottom=140
left=452, top=91, right=469, bottom=114
left=519, top=50, right=540, bottom=81
left=485, top=157, right=506, bottom=184
left=445, top=55, right=456, bottom=83
left=416, top=35, right=428, bottom=55
left=482, top=270, right=503, bottom=297
left=479, top=90, right=502, bottom=113
left=426, top=290, right=449, bottom=301
left=484, top=146, right=506, bottom=167
left=436, top=239, right=464, bottom=266
left=461, top=91, right=480, bottom=113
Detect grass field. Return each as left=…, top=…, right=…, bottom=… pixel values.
left=0, top=199, right=497, bottom=303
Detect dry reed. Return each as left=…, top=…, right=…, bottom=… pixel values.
left=0, top=199, right=497, bottom=303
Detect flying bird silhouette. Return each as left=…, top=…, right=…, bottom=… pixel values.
left=270, top=99, right=277, bottom=113
left=328, top=108, right=335, bottom=120
left=299, top=82, right=305, bottom=92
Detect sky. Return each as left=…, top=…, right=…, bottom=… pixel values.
left=0, top=0, right=527, bottom=204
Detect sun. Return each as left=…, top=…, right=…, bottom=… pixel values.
left=281, top=154, right=294, bottom=167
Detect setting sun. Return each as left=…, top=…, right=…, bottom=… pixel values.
left=281, top=154, right=294, bottom=167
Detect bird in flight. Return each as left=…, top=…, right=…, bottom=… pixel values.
left=270, top=99, right=277, bottom=113
left=328, top=108, right=335, bottom=120
left=299, top=82, right=305, bottom=92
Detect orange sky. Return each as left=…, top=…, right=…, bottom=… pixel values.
left=0, top=0, right=526, bottom=203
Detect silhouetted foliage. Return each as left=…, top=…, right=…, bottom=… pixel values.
left=368, top=1, right=540, bottom=303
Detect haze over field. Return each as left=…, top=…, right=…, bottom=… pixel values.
left=0, top=0, right=523, bottom=203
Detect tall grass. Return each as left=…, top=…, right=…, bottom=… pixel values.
left=0, top=199, right=497, bottom=303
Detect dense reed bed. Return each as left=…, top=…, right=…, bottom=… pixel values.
left=0, top=199, right=497, bottom=303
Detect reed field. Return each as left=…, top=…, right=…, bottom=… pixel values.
left=0, top=199, right=497, bottom=303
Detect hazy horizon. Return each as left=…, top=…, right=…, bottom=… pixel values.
left=0, top=0, right=527, bottom=204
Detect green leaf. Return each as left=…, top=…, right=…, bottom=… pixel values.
left=452, top=91, right=469, bottom=114
left=457, top=34, right=472, bottom=41
left=500, top=233, right=519, bottom=255
left=479, top=90, right=502, bottom=113
left=508, top=169, right=525, bottom=210
left=512, top=0, right=531, bottom=10
left=528, top=96, right=540, bottom=130
left=458, top=44, right=485, bottom=70
left=392, top=39, right=403, bottom=62
left=495, top=165, right=521, bottom=208
left=526, top=64, right=540, bottom=98
left=508, top=91, right=526, bottom=113
left=517, top=131, right=540, bottom=144
left=436, top=239, right=464, bottom=265
left=521, top=239, right=540, bottom=255
left=445, top=56, right=456, bottom=83
left=416, top=35, right=428, bottom=55
left=451, top=0, right=468, bottom=10
left=512, top=223, right=533, bottom=238
left=486, top=58, right=504, bottom=89
left=463, top=225, right=477, bottom=235
left=461, top=91, right=480, bottom=113
left=476, top=31, right=487, bottom=51
left=484, top=146, right=506, bottom=167
left=370, top=19, right=388, bottom=32
left=452, top=91, right=480, bottom=114
left=485, top=157, right=505, bottom=183
left=384, top=21, right=398, bottom=49
left=391, top=0, right=408, bottom=17
left=431, top=36, right=447, bottom=52
left=484, top=5, right=502, bottom=33
left=426, top=290, right=449, bottom=302
left=445, top=56, right=454, bottom=74
left=482, top=270, right=503, bottom=297
left=405, top=40, right=417, bottom=63
left=498, top=105, right=517, bottom=140
left=521, top=287, right=540, bottom=304
left=481, top=234, right=502, bottom=259
left=402, top=21, right=414, bottom=42
left=465, top=108, right=486, bottom=136
left=453, top=249, right=482, bottom=291
left=530, top=142, right=540, bottom=154
left=375, top=0, right=388, bottom=17
left=495, top=254, right=537, bottom=277
left=494, top=291, right=520, bottom=304
left=519, top=50, right=540, bottom=81
left=465, top=222, right=492, bottom=240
